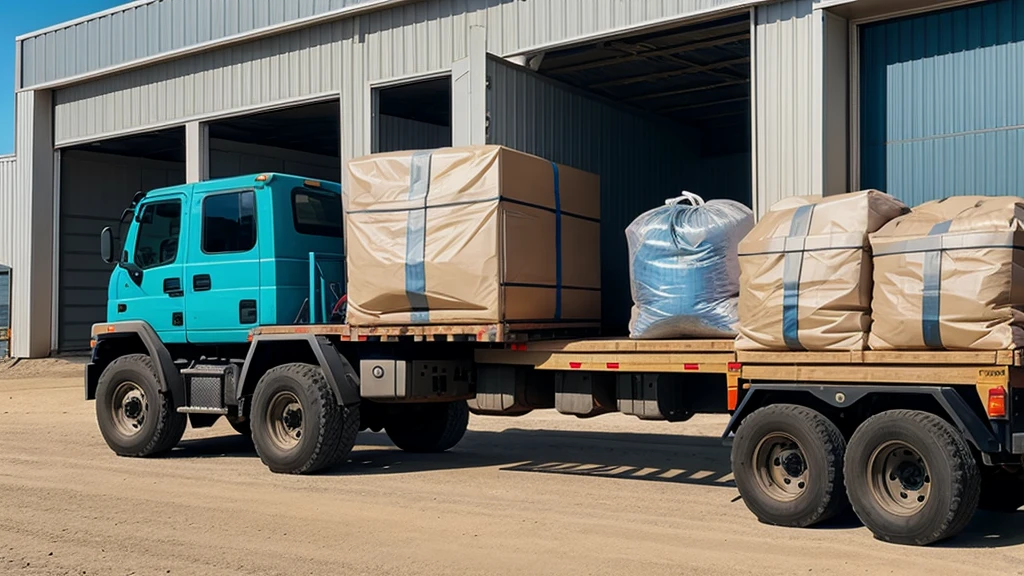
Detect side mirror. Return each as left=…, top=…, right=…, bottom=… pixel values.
left=100, top=227, right=115, bottom=264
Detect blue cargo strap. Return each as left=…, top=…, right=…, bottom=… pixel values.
left=406, top=151, right=433, bottom=323
left=782, top=204, right=815, bottom=350
left=922, top=220, right=952, bottom=348
left=552, top=162, right=563, bottom=320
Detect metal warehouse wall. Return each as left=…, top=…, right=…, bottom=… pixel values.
left=376, top=115, right=451, bottom=152
left=0, top=156, right=16, bottom=269
left=859, top=0, right=1024, bottom=206
left=58, top=150, right=186, bottom=350
left=0, top=266, right=8, bottom=358
left=485, top=56, right=702, bottom=332
left=51, top=0, right=759, bottom=151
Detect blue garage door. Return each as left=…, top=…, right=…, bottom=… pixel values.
left=860, top=0, right=1024, bottom=206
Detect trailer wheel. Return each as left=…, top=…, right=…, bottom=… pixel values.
left=95, top=353, right=187, bottom=457
left=731, top=404, right=848, bottom=527
left=251, top=363, right=360, bottom=474
left=845, top=410, right=980, bottom=545
left=386, top=400, right=470, bottom=453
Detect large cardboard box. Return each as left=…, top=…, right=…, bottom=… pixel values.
left=735, top=190, right=908, bottom=351
left=869, top=196, right=1024, bottom=350
left=344, top=145, right=601, bottom=326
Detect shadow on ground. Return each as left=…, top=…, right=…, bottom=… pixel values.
left=171, top=427, right=1024, bottom=549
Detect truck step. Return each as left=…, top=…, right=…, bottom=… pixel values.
left=176, top=406, right=229, bottom=415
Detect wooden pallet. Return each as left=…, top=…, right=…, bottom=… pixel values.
left=253, top=321, right=600, bottom=343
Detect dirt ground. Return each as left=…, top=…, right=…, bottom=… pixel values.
left=2, top=364, right=1024, bottom=576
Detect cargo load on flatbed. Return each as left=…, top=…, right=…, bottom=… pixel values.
left=344, top=145, right=601, bottom=327
left=870, top=196, right=1024, bottom=350
left=735, top=190, right=907, bottom=351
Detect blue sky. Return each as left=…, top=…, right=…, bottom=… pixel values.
left=0, top=1, right=125, bottom=154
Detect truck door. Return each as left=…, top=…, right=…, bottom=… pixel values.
left=184, top=187, right=261, bottom=343
left=114, top=194, right=188, bottom=342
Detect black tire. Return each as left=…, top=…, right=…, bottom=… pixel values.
left=95, top=353, right=187, bottom=457
left=979, top=467, right=1024, bottom=512
left=385, top=400, right=470, bottom=453
left=250, top=363, right=359, bottom=474
left=731, top=404, right=848, bottom=528
left=845, top=410, right=981, bottom=546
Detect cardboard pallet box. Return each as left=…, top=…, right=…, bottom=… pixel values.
left=735, top=190, right=908, bottom=351
left=344, top=145, right=601, bottom=326
left=869, top=196, right=1024, bottom=350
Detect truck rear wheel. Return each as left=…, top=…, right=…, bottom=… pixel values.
left=95, top=354, right=187, bottom=457
left=251, top=363, right=360, bottom=474
left=386, top=400, right=470, bottom=453
left=731, top=404, right=848, bottom=527
left=845, top=410, right=980, bottom=545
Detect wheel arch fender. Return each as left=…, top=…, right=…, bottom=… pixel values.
left=89, top=321, right=185, bottom=408
left=722, top=384, right=1000, bottom=453
left=238, top=334, right=360, bottom=407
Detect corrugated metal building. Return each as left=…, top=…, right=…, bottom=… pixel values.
left=0, top=0, right=1017, bottom=356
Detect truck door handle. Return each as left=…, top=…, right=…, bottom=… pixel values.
left=163, top=277, right=183, bottom=297
left=193, top=274, right=212, bottom=292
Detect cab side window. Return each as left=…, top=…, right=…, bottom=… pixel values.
left=202, top=190, right=256, bottom=254
left=133, top=201, right=181, bottom=269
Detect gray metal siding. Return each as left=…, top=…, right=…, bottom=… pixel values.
left=20, top=0, right=383, bottom=88
left=859, top=0, right=1024, bottom=206
left=53, top=21, right=346, bottom=146
left=752, top=0, right=820, bottom=214
left=0, top=156, right=14, bottom=358
left=24, top=0, right=757, bottom=89
left=208, top=139, right=342, bottom=182
left=0, top=267, right=8, bottom=358
left=376, top=115, right=452, bottom=152
left=58, top=151, right=185, bottom=350
left=486, top=56, right=702, bottom=332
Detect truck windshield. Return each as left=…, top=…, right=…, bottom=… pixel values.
left=292, top=188, right=342, bottom=238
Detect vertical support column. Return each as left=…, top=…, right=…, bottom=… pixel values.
left=451, top=25, right=488, bottom=147
left=12, top=90, right=55, bottom=358
left=186, top=121, right=209, bottom=183
left=752, top=1, right=850, bottom=216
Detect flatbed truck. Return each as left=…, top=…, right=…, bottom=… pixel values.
left=87, top=172, right=1024, bottom=546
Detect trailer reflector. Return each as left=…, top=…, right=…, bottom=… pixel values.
left=988, top=387, right=1007, bottom=418
left=727, top=362, right=742, bottom=372
left=727, top=385, right=739, bottom=411
left=569, top=362, right=582, bottom=369
left=684, top=363, right=699, bottom=371
left=606, top=362, right=620, bottom=370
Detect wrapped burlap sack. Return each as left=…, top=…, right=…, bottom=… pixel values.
left=869, top=196, right=1024, bottom=350
left=736, top=190, right=908, bottom=351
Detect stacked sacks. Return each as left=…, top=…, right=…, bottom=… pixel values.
left=869, top=196, right=1024, bottom=350
left=626, top=192, right=754, bottom=339
left=736, top=191, right=908, bottom=350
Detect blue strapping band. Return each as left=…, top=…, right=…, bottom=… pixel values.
left=782, top=204, right=815, bottom=350
left=552, top=162, right=562, bottom=320
left=406, top=151, right=432, bottom=323
left=922, top=219, right=952, bottom=348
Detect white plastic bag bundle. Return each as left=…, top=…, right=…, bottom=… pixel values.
left=626, top=192, right=754, bottom=339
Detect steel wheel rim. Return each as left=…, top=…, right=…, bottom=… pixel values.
left=266, top=391, right=304, bottom=451
left=752, top=432, right=809, bottom=502
left=868, top=440, right=931, bottom=516
left=111, top=381, right=147, bottom=437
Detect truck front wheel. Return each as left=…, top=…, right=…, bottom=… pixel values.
left=95, top=354, right=187, bottom=457
left=731, top=404, right=848, bottom=528
left=386, top=400, right=470, bottom=453
left=251, top=363, right=360, bottom=474
left=844, top=410, right=980, bottom=545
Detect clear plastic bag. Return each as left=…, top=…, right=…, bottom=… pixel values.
left=626, top=191, right=754, bottom=339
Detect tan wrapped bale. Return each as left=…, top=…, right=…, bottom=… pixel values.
left=344, top=145, right=601, bottom=326
left=869, top=196, right=1024, bottom=350
left=736, top=190, right=908, bottom=351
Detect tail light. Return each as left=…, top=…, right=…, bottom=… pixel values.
left=988, top=387, right=1007, bottom=419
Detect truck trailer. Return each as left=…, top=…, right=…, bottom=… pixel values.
left=87, top=172, right=1024, bottom=546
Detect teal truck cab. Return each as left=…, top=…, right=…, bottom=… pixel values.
left=87, top=173, right=472, bottom=474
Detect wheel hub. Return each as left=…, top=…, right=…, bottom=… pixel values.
left=869, top=441, right=932, bottom=515
left=753, top=433, right=809, bottom=502
left=266, top=391, right=304, bottom=451
left=111, top=382, right=147, bottom=437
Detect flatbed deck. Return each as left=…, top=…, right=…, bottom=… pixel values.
left=253, top=321, right=601, bottom=342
